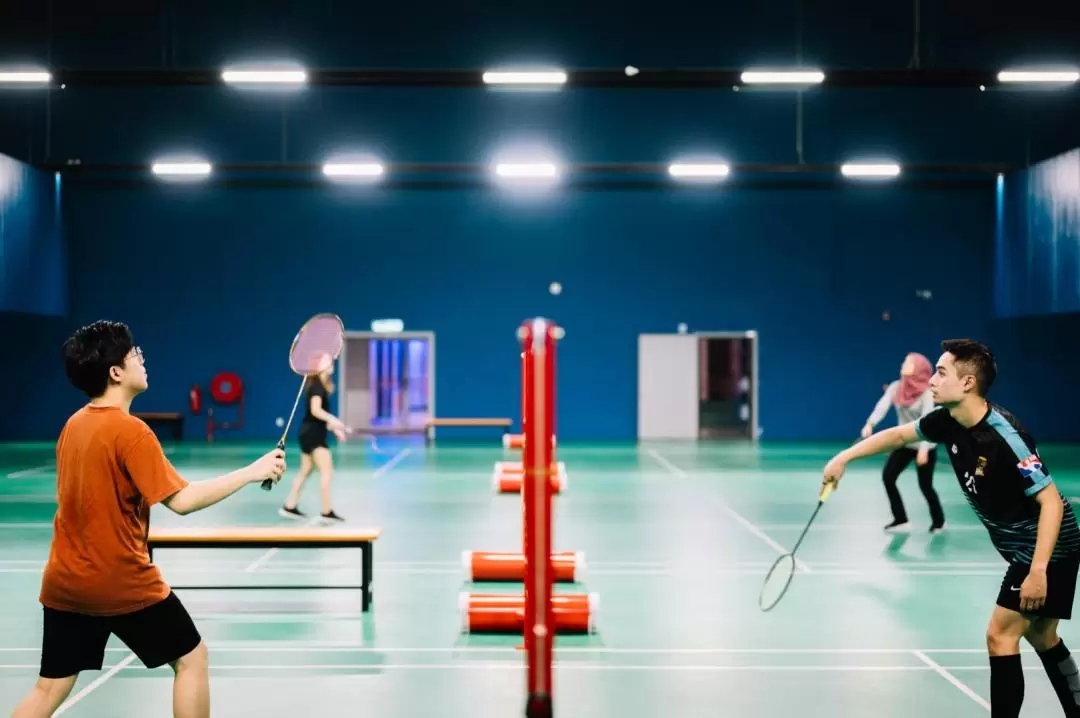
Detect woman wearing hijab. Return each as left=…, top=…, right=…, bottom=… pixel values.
left=862, top=352, right=946, bottom=533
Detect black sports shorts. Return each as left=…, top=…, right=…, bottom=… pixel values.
left=39, top=591, right=202, bottom=678
left=298, top=423, right=329, bottom=455
left=997, top=557, right=1080, bottom=620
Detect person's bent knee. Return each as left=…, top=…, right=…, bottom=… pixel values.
left=1024, top=618, right=1061, bottom=652
left=35, top=675, right=77, bottom=700
left=172, top=640, right=208, bottom=672
left=15, top=675, right=77, bottom=716
left=987, top=607, right=1028, bottom=656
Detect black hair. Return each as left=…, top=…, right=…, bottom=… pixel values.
left=62, top=320, right=135, bottom=398
left=941, top=338, right=997, bottom=397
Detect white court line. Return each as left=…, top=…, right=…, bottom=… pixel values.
left=5, top=464, right=54, bottom=479
left=913, top=650, right=990, bottom=711
left=0, top=558, right=999, bottom=570
left=0, top=565, right=1009, bottom=576
left=756, top=523, right=985, bottom=532
left=245, top=548, right=279, bottom=573
left=0, top=663, right=930, bottom=672
left=373, top=447, right=411, bottom=478
left=0, top=661, right=1044, bottom=675
left=53, top=652, right=136, bottom=715
left=646, top=449, right=811, bottom=573
left=244, top=447, right=411, bottom=573
left=0, top=645, right=1038, bottom=655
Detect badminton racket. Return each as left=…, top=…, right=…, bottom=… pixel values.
left=261, top=312, right=346, bottom=491
left=758, top=477, right=837, bottom=611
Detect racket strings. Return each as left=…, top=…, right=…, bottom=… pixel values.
left=759, top=554, right=797, bottom=611
left=290, top=315, right=345, bottom=374
left=262, top=313, right=346, bottom=492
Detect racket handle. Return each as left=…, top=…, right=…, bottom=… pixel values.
left=260, top=438, right=288, bottom=491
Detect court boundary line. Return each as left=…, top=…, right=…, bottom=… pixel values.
left=5, top=464, right=54, bottom=479
left=0, top=644, right=1032, bottom=654
left=53, top=652, right=135, bottom=716
left=645, top=449, right=811, bottom=572
left=0, top=659, right=1039, bottom=678
left=913, top=650, right=990, bottom=711
left=0, top=565, right=1015, bottom=577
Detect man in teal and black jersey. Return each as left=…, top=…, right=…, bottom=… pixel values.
left=822, top=339, right=1080, bottom=717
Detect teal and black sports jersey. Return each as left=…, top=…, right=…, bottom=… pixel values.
left=915, top=402, right=1080, bottom=564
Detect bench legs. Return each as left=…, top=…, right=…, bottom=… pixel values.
left=148, top=542, right=374, bottom=612
left=361, top=541, right=373, bottom=611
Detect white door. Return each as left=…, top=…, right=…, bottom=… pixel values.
left=637, top=334, right=699, bottom=440
left=343, top=338, right=372, bottom=431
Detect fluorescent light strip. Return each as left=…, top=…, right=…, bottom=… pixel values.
left=494, top=163, right=560, bottom=179
left=322, top=163, right=385, bottom=178
left=841, top=163, right=901, bottom=178
left=668, top=163, right=731, bottom=179
left=151, top=162, right=213, bottom=177
left=221, top=69, right=308, bottom=85
left=0, top=71, right=51, bottom=84
left=482, top=71, right=567, bottom=85
left=997, top=70, right=1079, bottom=83
left=741, top=70, right=825, bottom=84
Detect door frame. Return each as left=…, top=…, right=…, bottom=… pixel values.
left=339, top=330, right=436, bottom=432
left=695, top=330, right=759, bottom=442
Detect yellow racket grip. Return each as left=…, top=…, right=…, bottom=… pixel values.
left=819, top=478, right=838, bottom=502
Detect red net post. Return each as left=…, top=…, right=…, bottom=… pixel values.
left=520, top=318, right=558, bottom=718
left=520, top=350, right=527, bottom=437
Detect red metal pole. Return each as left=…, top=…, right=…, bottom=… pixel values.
left=521, top=318, right=556, bottom=718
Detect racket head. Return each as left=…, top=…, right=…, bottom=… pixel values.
left=759, top=553, right=798, bottom=612
left=289, top=313, right=345, bottom=376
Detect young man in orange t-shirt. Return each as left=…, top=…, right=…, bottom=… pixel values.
left=10, top=320, right=286, bottom=718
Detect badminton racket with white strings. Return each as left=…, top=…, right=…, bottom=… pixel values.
left=261, top=312, right=345, bottom=491
left=758, top=476, right=837, bottom=611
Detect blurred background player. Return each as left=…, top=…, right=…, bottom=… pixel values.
left=862, top=352, right=946, bottom=533
left=279, top=357, right=348, bottom=522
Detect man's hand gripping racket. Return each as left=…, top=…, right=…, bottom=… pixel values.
left=261, top=313, right=346, bottom=491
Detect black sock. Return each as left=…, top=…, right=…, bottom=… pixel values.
left=990, top=654, right=1024, bottom=718
left=1037, top=640, right=1080, bottom=716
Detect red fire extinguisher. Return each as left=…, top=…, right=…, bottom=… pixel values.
left=189, top=385, right=202, bottom=414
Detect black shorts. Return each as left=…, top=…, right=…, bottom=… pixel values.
left=298, top=423, right=328, bottom=454
left=997, top=557, right=1080, bottom=620
left=39, top=591, right=202, bottom=678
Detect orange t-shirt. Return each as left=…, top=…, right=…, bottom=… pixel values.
left=40, top=404, right=189, bottom=616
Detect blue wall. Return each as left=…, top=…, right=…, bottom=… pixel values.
left=1, top=1, right=1079, bottom=441
left=0, top=152, right=68, bottom=441
left=995, top=148, right=1080, bottom=318
left=53, top=181, right=993, bottom=442
left=0, top=153, right=65, bottom=316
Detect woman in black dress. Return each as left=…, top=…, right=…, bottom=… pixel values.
left=279, top=360, right=347, bottom=522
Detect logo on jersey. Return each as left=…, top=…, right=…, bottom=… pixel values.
left=975, top=456, right=987, bottom=477
left=1017, top=455, right=1044, bottom=478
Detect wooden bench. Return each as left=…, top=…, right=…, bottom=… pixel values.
left=147, top=526, right=382, bottom=611
left=135, top=411, right=184, bottom=440
left=424, top=417, right=512, bottom=445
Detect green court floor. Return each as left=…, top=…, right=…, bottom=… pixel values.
left=3, top=437, right=1080, bottom=716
